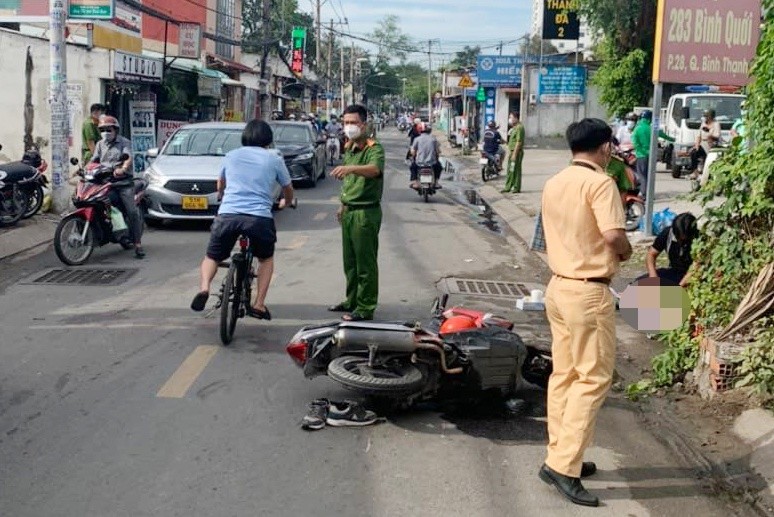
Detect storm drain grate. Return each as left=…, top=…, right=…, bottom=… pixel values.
left=29, top=268, right=139, bottom=286
left=438, top=277, right=539, bottom=299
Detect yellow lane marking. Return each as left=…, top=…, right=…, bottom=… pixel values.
left=278, top=235, right=309, bottom=250
left=156, top=345, right=219, bottom=398
left=313, top=211, right=328, bottom=221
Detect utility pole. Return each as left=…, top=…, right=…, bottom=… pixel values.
left=427, top=40, right=432, bottom=122
left=315, top=0, right=322, bottom=73
left=340, top=44, right=345, bottom=112
left=498, top=41, right=503, bottom=56
left=350, top=42, right=355, bottom=105
left=326, top=19, right=333, bottom=120
left=259, top=0, right=272, bottom=120
left=50, top=0, right=69, bottom=214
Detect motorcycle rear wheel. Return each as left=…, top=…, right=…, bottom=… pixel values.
left=54, top=214, right=95, bottom=265
left=327, top=356, right=424, bottom=394
left=625, top=200, right=645, bottom=232
left=22, top=185, right=44, bottom=219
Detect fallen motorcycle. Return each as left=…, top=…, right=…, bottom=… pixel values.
left=286, top=295, right=552, bottom=404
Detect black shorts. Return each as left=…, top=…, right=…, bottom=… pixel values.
left=206, top=214, right=276, bottom=262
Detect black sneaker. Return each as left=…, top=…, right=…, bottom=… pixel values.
left=301, top=399, right=329, bottom=431
left=326, top=401, right=378, bottom=427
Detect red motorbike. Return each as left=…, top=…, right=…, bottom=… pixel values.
left=54, top=156, right=147, bottom=265
left=285, top=295, right=552, bottom=405
left=615, top=148, right=646, bottom=232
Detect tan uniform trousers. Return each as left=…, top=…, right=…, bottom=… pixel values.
left=544, top=276, right=616, bottom=478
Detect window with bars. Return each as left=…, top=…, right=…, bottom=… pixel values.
left=215, top=0, right=236, bottom=59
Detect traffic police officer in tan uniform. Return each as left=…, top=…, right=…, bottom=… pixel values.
left=328, top=105, right=386, bottom=321
left=538, top=118, right=632, bottom=507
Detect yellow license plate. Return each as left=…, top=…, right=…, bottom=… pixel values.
left=181, top=196, right=209, bottom=210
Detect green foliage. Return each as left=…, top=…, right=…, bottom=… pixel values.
left=591, top=42, right=650, bottom=117
left=629, top=1, right=774, bottom=393
left=518, top=35, right=559, bottom=57
left=736, top=323, right=774, bottom=394
left=369, top=15, right=415, bottom=65
left=449, top=46, right=481, bottom=69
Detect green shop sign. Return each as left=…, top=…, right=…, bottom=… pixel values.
left=69, top=0, right=115, bottom=20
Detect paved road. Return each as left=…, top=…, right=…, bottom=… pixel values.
left=0, top=130, right=754, bottom=516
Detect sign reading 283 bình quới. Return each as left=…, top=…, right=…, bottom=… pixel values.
left=542, top=0, right=580, bottom=40
left=653, top=0, right=761, bottom=86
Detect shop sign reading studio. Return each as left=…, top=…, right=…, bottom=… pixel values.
left=113, top=50, right=163, bottom=84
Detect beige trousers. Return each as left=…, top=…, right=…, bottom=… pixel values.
left=544, top=276, right=616, bottom=478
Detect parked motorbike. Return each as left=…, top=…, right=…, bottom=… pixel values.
left=285, top=295, right=552, bottom=405
left=19, top=147, right=49, bottom=219
left=54, top=155, right=147, bottom=265
left=691, top=145, right=729, bottom=192
left=480, top=153, right=500, bottom=182
left=415, top=164, right=437, bottom=203
left=0, top=144, right=42, bottom=227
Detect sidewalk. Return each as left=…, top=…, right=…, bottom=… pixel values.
left=0, top=214, right=57, bottom=261
left=440, top=136, right=774, bottom=515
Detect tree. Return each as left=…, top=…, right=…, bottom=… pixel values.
left=368, top=15, right=416, bottom=65
left=518, top=34, right=559, bottom=56
left=579, top=0, right=657, bottom=115
left=449, top=46, right=480, bottom=69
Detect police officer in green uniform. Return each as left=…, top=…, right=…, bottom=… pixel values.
left=328, top=105, right=386, bottom=321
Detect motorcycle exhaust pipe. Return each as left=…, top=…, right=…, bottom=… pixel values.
left=333, top=328, right=417, bottom=352
left=415, top=340, right=463, bottom=375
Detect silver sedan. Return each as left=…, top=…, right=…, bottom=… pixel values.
left=142, top=122, right=282, bottom=222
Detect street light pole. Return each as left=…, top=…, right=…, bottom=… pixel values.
left=427, top=39, right=432, bottom=120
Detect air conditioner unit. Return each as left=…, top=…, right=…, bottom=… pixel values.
left=529, top=93, right=537, bottom=105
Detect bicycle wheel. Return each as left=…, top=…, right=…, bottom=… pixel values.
left=219, top=261, right=241, bottom=345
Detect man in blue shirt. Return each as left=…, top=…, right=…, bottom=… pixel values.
left=190, top=120, right=294, bottom=320
left=483, top=120, right=506, bottom=170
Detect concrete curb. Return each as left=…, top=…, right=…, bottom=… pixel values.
left=444, top=141, right=774, bottom=515
left=0, top=215, right=57, bottom=261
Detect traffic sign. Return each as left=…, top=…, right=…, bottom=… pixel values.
left=458, top=74, right=474, bottom=88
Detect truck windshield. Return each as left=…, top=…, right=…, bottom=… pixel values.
left=686, top=96, right=743, bottom=122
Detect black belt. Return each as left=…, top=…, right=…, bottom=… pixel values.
left=554, top=275, right=611, bottom=285
left=343, top=203, right=380, bottom=210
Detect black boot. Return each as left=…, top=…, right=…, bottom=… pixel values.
left=539, top=464, right=599, bottom=507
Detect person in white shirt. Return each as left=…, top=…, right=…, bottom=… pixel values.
left=615, top=113, right=637, bottom=152
left=689, top=108, right=721, bottom=177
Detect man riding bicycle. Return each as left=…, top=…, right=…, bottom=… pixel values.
left=190, top=120, right=295, bottom=320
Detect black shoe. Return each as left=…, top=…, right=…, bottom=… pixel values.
left=581, top=462, right=597, bottom=478
left=326, top=401, right=378, bottom=427
left=328, top=303, right=352, bottom=312
left=539, top=464, right=599, bottom=507
left=190, top=291, right=209, bottom=312
left=134, top=246, right=146, bottom=259
left=301, top=399, right=329, bottom=431
left=246, top=306, right=272, bottom=320
left=342, top=312, right=372, bottom=322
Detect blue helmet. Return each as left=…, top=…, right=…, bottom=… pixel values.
left=640, top=110, right=653, bottom=121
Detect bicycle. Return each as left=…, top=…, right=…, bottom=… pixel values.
left=216, top=199, right=297, bottom=345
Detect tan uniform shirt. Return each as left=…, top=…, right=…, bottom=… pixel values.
left=541, top=159, right=626, bottom=279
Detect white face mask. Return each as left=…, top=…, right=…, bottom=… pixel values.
left=100, top=131, right=112, bottom=141
left=344, top=124, right=362, bottom=140
left=626, top=120, right=635, bottom=129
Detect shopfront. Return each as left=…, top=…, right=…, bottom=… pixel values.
left=105, top=50, right=164, bottom=173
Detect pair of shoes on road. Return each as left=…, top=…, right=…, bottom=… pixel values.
left=538, top=463, right=599, bottom=507
left=301, top=399, right=380, bottom=431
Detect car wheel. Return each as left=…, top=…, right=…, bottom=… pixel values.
left=309, top=165, right=318, bottom=188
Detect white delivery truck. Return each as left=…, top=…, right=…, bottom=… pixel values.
left=659, top=93, right=745, bottom=177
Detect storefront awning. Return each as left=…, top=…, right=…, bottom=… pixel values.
left=206, top=54, right=254, bottom=74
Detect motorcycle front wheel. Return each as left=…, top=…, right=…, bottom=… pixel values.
left=481, top=166, right=490, bottom=182
left=327, top=356, right=424, bottom=394
left=22, top=185, right=44, bottom=219
left=54, top=214, right=95, bottom=265
left=625, top=200, right=645, bottom=232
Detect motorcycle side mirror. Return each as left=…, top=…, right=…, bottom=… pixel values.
left=681, top=106, right=690, bottom=120
left=70, top=157, right=79, bottom=165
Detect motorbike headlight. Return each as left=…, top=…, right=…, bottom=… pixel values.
left=144, top=168, right=167, bottom=186
left=294, top=152, right=314, bottom=161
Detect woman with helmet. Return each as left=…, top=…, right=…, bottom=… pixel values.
left=90, top=115, right=145, bottom=258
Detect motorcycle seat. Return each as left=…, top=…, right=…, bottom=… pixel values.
left=0, top=162, right=37, bottom=182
